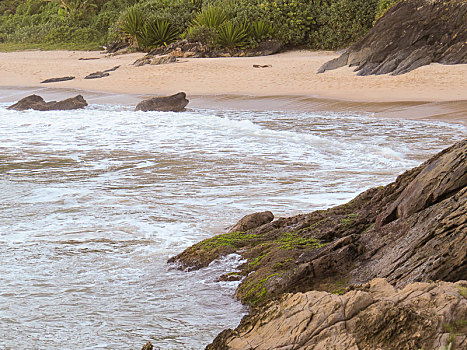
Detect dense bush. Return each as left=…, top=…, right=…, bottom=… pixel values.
left=310, top=0, right=379, bottom=49
left=0, top=0, right=390, bottom=50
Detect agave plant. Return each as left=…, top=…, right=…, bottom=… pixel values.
left=138, top=19, right=179, bottom=49
left=119, top=5, right=146, bottom=46
left=250, top=20, right=274, bottom=41
left=217, top=21, right=249, bottom=48
left=193, top=5, right=227, bottom=29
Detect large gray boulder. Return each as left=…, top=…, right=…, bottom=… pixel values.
left=318, top=0, right=467, bottom=75
left=8, top=94, right=88, bottom=111
left=135, top=92, right=189, bottom=112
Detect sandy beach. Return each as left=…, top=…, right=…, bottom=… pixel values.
left=1, top=50, right=466, bottom=123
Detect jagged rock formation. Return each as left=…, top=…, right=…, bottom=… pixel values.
left=170, top=139, right=466, bottom=307
left=318, top=0, right=467, bottom=75
left=7, top=94, right=88, bottom=111
left=207, top=279, right=467, bottom=350
left=135, top=92, right=189, bottom=112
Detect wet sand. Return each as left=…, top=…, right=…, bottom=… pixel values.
left=0, top=50, right=466, bottom=124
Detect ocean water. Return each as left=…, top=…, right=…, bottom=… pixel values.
left=0, top=103, right=465, bottom=349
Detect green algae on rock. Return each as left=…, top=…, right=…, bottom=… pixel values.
left=169, top=139, right=467, bottom=309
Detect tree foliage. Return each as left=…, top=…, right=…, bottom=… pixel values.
left=0, top=0, right=388, bottom=50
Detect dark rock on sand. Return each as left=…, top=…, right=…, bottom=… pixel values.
left=84, top=71, right=110, bottom=79
left=135, top=92, right=189, bottom=112
left=103, top=65, right=120, bottom=72
left=133, top=55, right=177, bottom=67
left=318, top=0, right=467, bottom=75
left=104, top=41, right=130, bottom=54
left=8, top=94, right=88, bottom=111
left=40, top=76, right=75, bottom=83
left=229, top=211, right=274, bottom=233
left=207, top=279, right=467, bottom=350
left=247, top=40, right=282, bottom=57
left=170, top=139, right=467, bottom=306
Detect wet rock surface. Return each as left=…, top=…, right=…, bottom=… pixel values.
left=207, top=279, right=467, bottom=350
left=8, top=94, right=88, bottom=111
left=135, top=92, right=189, bottom=112
left=170, top=139, right=467, bottom=348
left=318, top=0, right=467, bottom=75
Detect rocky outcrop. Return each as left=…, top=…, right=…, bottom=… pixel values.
left=8, top=94, right=88, bottom=111
left=133, top=39, right=283, bottom=66
left=207, top=279, right=467, bottom=350
left=134, top=54, right=177, bottom=67
left=135, top=92, right=189, bottom=112
left=228, top=211, right=274, bottom=233
left=170, top=139, right=466, bottom=307
left=318, top=0, right=467, bottom=75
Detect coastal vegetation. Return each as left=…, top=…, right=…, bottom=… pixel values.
left=0, top=0, right=402, bottom=51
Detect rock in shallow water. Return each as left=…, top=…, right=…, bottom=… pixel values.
left=171, top=139, right=467, bottom=305
left=135, top=92, right=189, bottom=112
left=7, top=94, right=88, bottom=111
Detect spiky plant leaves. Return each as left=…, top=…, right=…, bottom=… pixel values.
left=251, top=20, right=274, bottom=41
left=119, top=5, right=146, bottom=46
left=138, top=19, right=179, bottom=49
left=217, top=21, right=249, bottom=48
left=193, top=5, right=227, bottom=29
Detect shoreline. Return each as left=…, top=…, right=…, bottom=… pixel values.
left=0, top=49, right=466, bottom=124
left=1, top=85, right=467, bottom=126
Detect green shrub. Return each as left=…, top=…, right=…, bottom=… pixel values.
left=184, top=25, right=218, bottom=45
left=138, top=0, right=198, bottom=33
left=193, top=5, right=228, bottom=29
left=250, top=19, right=274, bottom=41
left=217, top=20, right=249, bottom=48
left=118, top=5, right=146, bottom=46
left=310, top=0, right=379, bottom=49
left=138, top=19, right=179, bottom=48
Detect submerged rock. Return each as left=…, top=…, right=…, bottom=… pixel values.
left=318, top=0, right=467, bottom=75
left=7, top=94, right=88, bottom=111
left=135, top=92, right=189, bottom=112
left=207, top=279, right=467, bottom=350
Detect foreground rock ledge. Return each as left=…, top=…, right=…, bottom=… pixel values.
left=135, top=92, right=189, bottom=112
left=207, top=279, right=467, bottom=350
left=318, top=0, right=467, bottom=75
left=8, top=94, right=88, bottom=111
left=170, top=139, right=466, bottom=309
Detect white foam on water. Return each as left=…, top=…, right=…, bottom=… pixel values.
left=0, top=103, right=465, bottom=349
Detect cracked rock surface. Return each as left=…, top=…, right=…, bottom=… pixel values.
left=207, top=279, right=467, bottom=350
